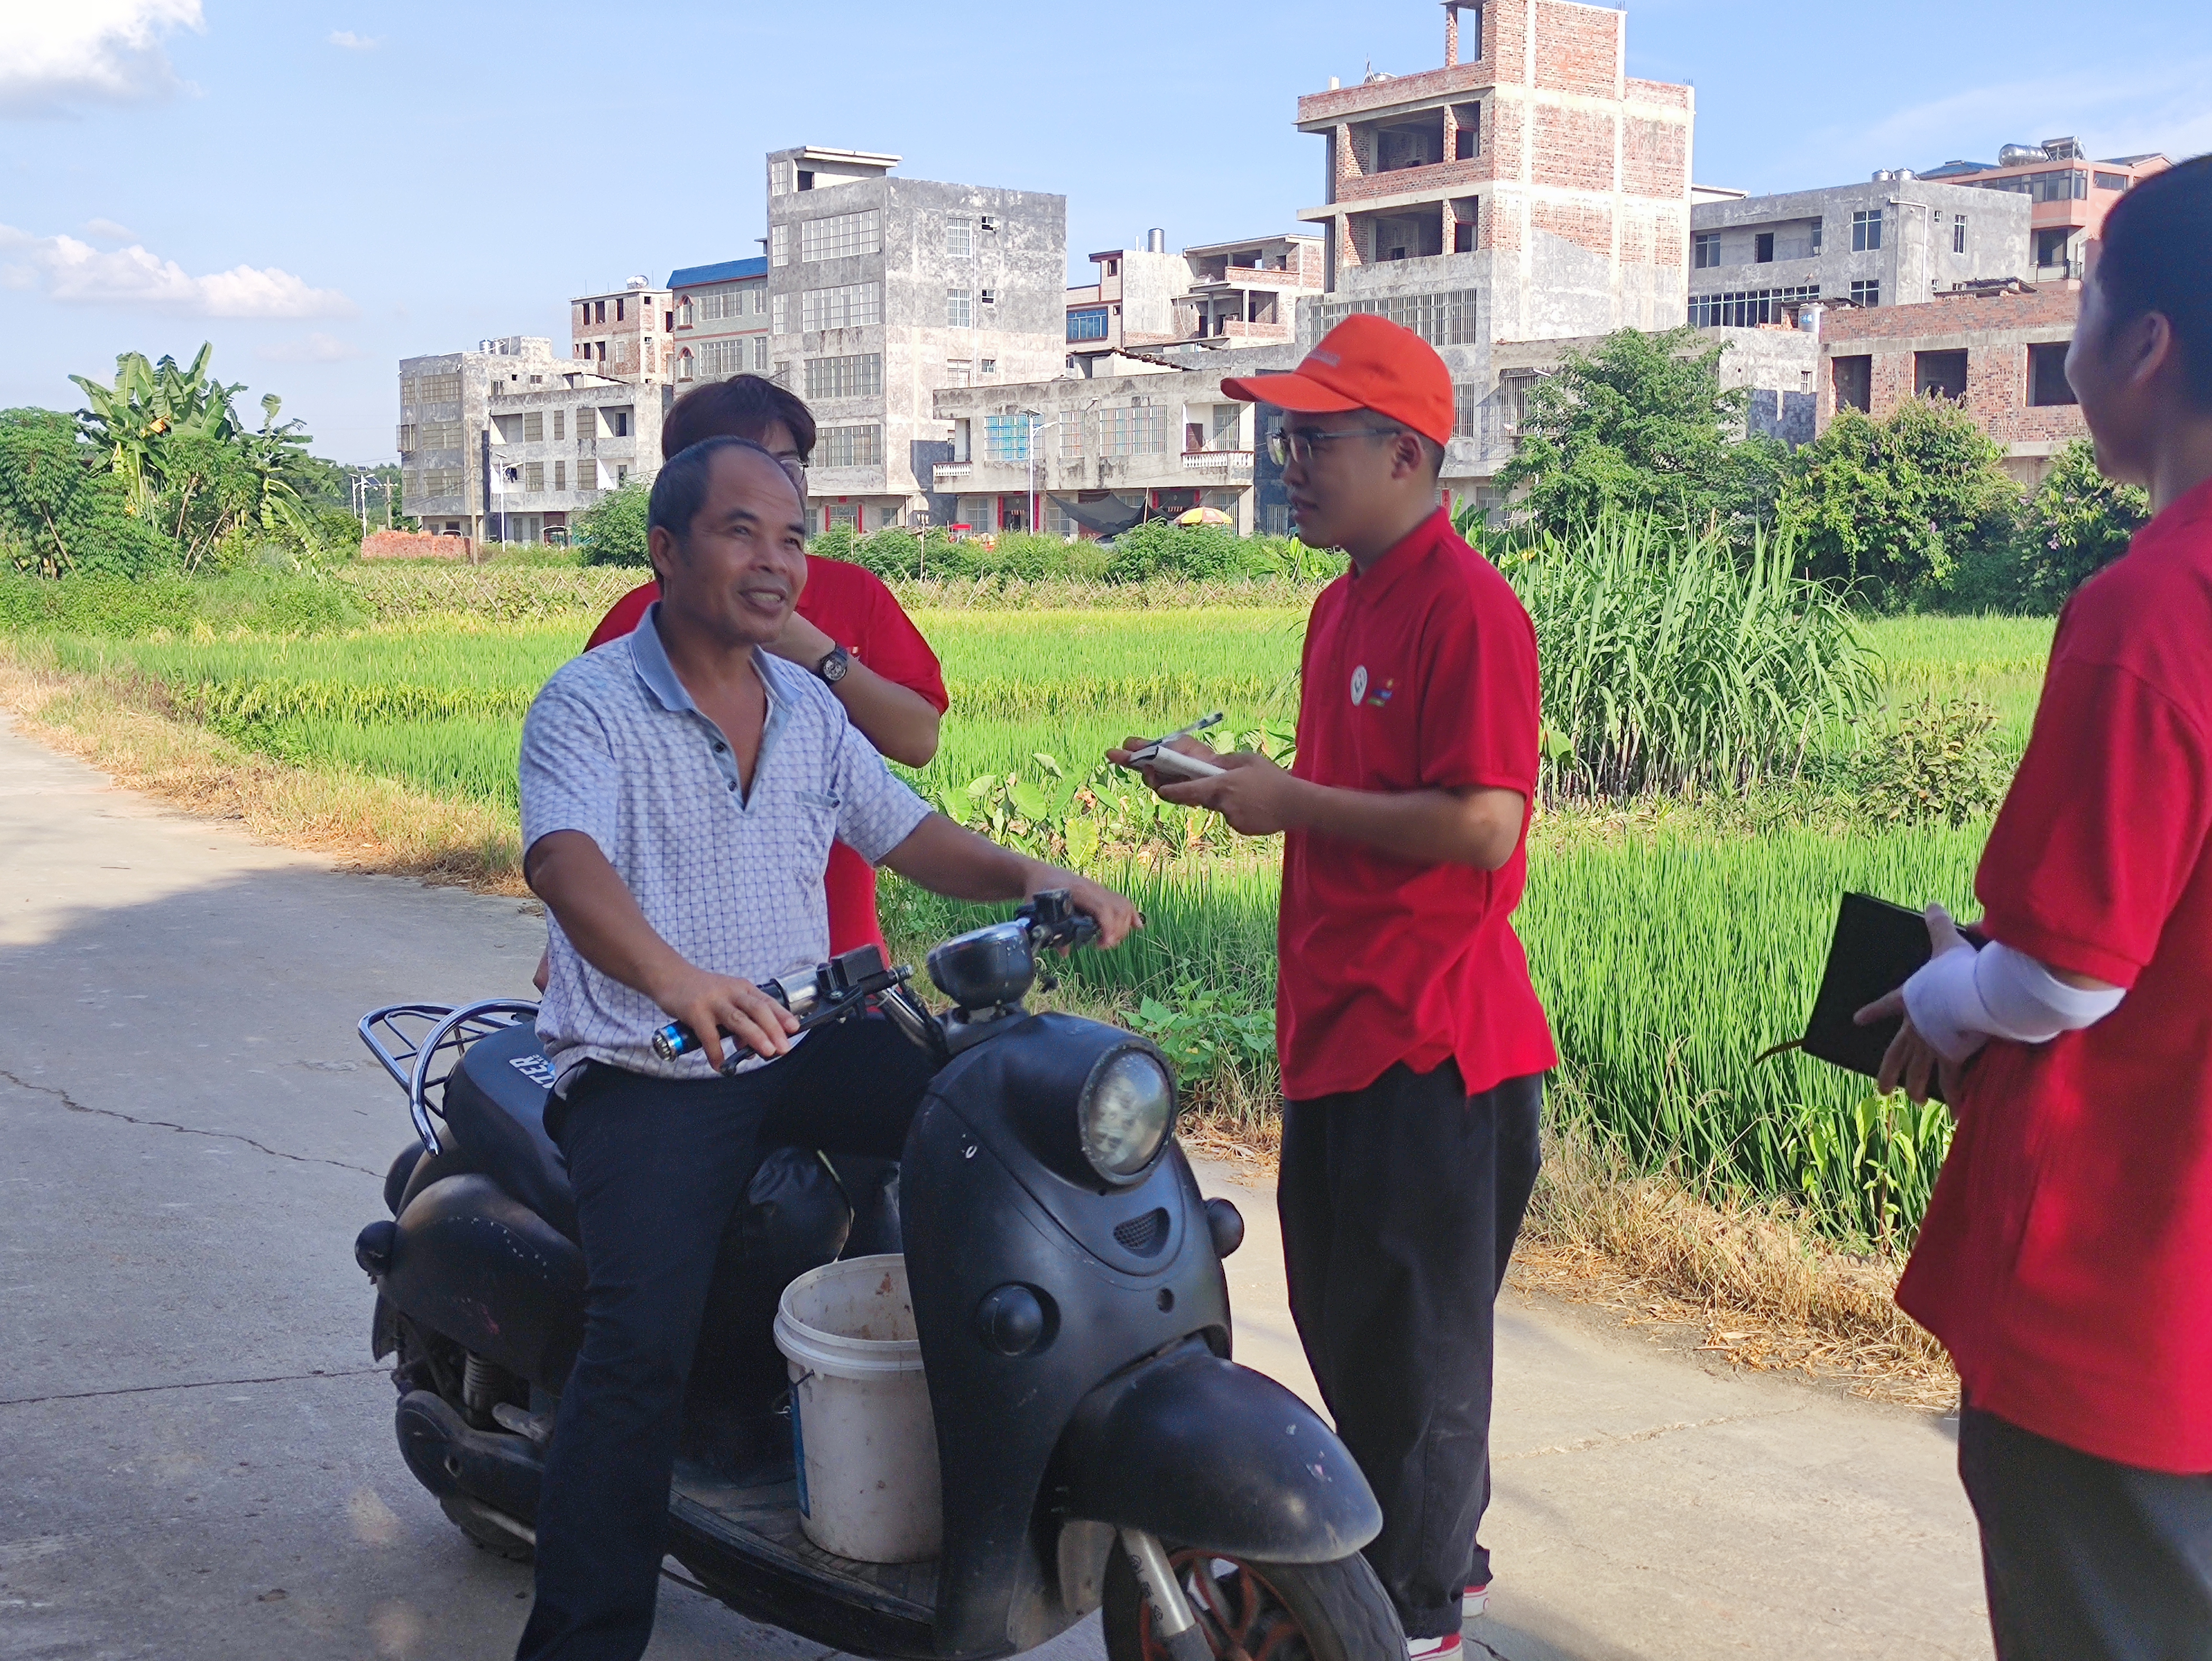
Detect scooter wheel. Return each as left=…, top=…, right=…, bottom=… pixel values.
left=440, top=1492, right=536, bottom=1563
left=1103, top=1544, right=1402, bottom=1661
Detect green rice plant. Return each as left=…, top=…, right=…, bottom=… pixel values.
left=1504, top=513, right=1879, bottom=798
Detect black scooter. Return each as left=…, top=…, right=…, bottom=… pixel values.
left=352, top=895, right=1397, bottom=1661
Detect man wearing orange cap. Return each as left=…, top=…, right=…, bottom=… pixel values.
left=1113, top=315, right=1555, bottom=1659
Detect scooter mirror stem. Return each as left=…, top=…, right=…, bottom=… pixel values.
left=1119, top=1529, right=1212, bottom=1661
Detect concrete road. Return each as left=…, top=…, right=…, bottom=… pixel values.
left=0, top=714, right=1993, bottom=1660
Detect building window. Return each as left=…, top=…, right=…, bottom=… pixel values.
left=1452, top=102, right=1481, bottom=159
left=594, top=300, right=607, bottom=323
left=982, top=414, right=1031, bottom=463
left=676, top=349, right=694, bottom=381
left=523, top=411, right=544, bottom=442
left=1212, top=405, right=1242, bottom=449
left=804, top=353, right=884, bottom=400
left=1852, top=209, right=1882, bottom=252
left=979, top=358, right=997, bottom=376
left=1692, top=233, right=1720, bottom=269
left=1068, top=307, right=1110, bottom=342
left=1312, top=288, right=1480, bottom=348
left=525, top=462, right=545, bottom=491
left=799, top=209, right=882, bottom=262
left=947, top=288, right=973, bottom=328
left=2028, top=341, right=2077, bottom=407
left=771, top=224, right=791, bottom=266
left=1810, top=221, right=1823, bottom=255
left=1850, top=279, right=1880, bottom=308
left=945, top=360, right=971, bottom=387
left=800, top=282, right=883, bottom=331
left=616, top=465, right=629, bottom=486
left=1688, top=285, right=1818, bottom=328
left=1451, top=198, right=1478, bottom=254
left=1832, top=355, right=1872, bottom=413
left=1099, top=400, right=1169, bottom=455
left=554, top=461, right=566, bottom=490
left=1755, top=231, right=1775, bottom=264
left=1453, top=384, right=1479, bottom=439
left=946, top=216, right=973, bottom=257
left=615, top=297, right=626, bottom=322
left=817, top=424, right=884, bottom=468
left=772, top=295, right=788, bottom=333
left=1060, top=416, right=1083, bottom=459
left=552, top=410, right=565, bottom=440
left=1915, top=350, right=1968, bottom=400
left=753, top=337, right=770, bottom=372
left=1953, top=217, right=1968, bottom=255
left=2094, top=170, right=2131, bottom=192
left=980, top=288, right=997, bottom=307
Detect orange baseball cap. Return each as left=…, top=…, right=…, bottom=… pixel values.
left=1221, top=313, right=1454, bottom=448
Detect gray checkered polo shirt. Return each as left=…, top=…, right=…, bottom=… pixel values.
left=520, top=604, right=932, bottom=1090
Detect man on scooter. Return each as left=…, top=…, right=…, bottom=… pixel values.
left=514, top=434, right=1138, bottom=1661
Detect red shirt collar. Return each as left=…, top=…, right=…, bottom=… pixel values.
left=1345, top=506, right=1452, bottom=607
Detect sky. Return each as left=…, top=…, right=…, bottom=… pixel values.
left=4, top=0, right=2208, bottom=463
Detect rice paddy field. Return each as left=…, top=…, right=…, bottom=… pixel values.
left=10, top=587, right=2049, bottom=1248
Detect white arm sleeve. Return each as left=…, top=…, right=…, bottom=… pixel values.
left=1902, top=941, right=2126, bottom=1063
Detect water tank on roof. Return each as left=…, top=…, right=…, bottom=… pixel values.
left=1146, top=229, right=1166, bottom=254
left=1998, top=144, right=2047, bottom=167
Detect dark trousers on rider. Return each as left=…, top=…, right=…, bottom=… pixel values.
left=516, top=1017, right=938, bottom=1661
left=1958, top=1399, right=2212, bottom=1661
left=1279, top=1063, right=1544, bottom=1640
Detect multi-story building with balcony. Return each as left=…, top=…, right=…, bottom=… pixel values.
left=1064, top=233, right=1325, bottom=372
left=571, top=277, right=672, bottom=386
left=1687, top=178, right=2029, bottom=324
left=670, top=256, right=771, bottom=387
left=1920, top=139, right=2168, bottom=281
left=932, top=370, right=1261, bottom=536
left=396, top=336, right=664, bottom=543
left=763, top=145, right=1066, bottom=532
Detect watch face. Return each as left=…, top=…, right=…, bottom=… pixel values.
left=819, top=648, right=850, bottom=684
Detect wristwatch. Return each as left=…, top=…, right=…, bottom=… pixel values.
left=816, top=645, right=852, bottom=686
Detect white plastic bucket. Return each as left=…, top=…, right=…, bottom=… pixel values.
left=774, top=1253, right=942, bottom=1563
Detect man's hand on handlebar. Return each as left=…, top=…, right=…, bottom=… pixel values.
left=645, top=960, right=801, bottom=1074
left=1029, top=868, right=1140, bottom=950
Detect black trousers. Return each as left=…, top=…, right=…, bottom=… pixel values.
left=1959, top=1402, right=2212, bottom=1661
left=1279, top=1063, right=1544, bottom=1638
left=515, top=1017, right=939, bottom=1661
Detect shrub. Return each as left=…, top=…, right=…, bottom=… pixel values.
left=0, top=408, right=177, bottom=580
left=1851, top=698, right=2012, bottom=828
left=2016, top=438, right=2150, bottom=609
left=1783, top=400, right=2021, bottom=608
left=1505, top=511, right=1878, bottom=797
left=577, top=480, right=651, bottom=565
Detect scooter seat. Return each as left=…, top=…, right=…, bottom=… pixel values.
left=441, top=1019, right=579, bottom=1239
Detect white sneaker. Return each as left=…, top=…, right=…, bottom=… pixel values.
left=1463, top=1581, right=1490, bottom=1617
left=1407, top=1636, right=1461, bottom=1660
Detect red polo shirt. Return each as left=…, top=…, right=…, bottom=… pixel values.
left=1277, top=508, right=1556, bottom=1102
left=1896, top=476, right=2212, bottom=1473
left=585, top=556, right=949, bottom=957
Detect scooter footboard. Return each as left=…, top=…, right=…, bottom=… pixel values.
left=1057, top=1342, right=1381, bottom=1563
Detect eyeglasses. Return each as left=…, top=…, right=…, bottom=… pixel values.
left=1266, top=426, right=1406, bottom=466
left=777, top=457, right=807, bottom=493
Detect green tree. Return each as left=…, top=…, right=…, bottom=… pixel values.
left=2016, top=438, right=2150, bottom=609
left=1782, top=399, right=2021, bottom=608
left=1497, top=326, right=1789, bottom=539
left=578, top=479, right=652, bottom=565
left=0, top=409, right=176, bottom=578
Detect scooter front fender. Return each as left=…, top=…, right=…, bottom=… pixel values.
left=1058, top=1341, right=1381, bottom=1563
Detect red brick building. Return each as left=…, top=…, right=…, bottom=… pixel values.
left=1817, top=283, right=2086, bottom=485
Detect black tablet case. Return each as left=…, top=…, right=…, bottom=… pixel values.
left=1800, top=892, right=1981, bottom=1101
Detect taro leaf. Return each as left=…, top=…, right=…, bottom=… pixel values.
left=1031, top=752, right=1063, bottom=778
left=1064, top=815, right=1101, bottom=867
left=1008, top=777, right=1051, bottom=824
left=937, top=786, right=972, bottom=825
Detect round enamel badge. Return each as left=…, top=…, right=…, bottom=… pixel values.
left=1349, top=665, right=1369, bottom=706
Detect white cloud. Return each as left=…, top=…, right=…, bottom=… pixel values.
left=83, top=217, right=136, bottom=243
left=257, top=332, right=366, bottom=364
left=0, top=224, right=355, bottom=318
left=328, top=30, right=380, bottom=50
left=0, top=0, right=205, bottom=118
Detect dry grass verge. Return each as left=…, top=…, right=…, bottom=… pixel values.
left=0, top=652, right=527, bottom=894
left=1, top=647, right=1952, bottom=1407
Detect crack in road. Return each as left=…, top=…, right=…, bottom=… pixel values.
left=0, top=1365, right=388, bottom=1409
left=0, top=1066, right=381, bottom=1178
left=1502, top=1404, right=1809, bottom=1462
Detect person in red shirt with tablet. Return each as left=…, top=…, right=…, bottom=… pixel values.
left=1856, top=155, right=2212, bottom=1659
left=582, top=376, right=948, bottom=959
left=1112, top=314, right=1555, bottom=1660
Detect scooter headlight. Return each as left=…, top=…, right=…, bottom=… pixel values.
left=1079, top=1048, right=1175, bottom=1184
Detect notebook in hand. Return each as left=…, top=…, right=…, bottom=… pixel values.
left=1800, top=892, right=1981, bottom=1100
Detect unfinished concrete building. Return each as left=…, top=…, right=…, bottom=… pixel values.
left=571, top=278, right=672, bottom=386
left=670, top=256, right=771, bottom=387
left=1922, top=140, right=2169, bottom=281
left=397, top=337, right=664, bottom=543
left=1065, top=233, right=1326, bottom=373
left=763, top=145, right=1066, bottom=533
left=1817, top=282, right=2087, bottom=486
left=1688, top=178, right=2031, bottom=323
